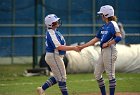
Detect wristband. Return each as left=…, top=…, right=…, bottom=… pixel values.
left=114, top=36, right=122, bottom=43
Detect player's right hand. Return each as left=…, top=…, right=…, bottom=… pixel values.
left=76, top=45, right=84, bottom=51
left=74, top=46, right=81, bottom=52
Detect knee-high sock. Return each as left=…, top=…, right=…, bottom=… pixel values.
left=42, top=76, right=57, bottom=90
left=109, top=78, right=116, bottom=95
left=58, top=81, right=68, bottom=95
left=97, top=78, right=106, bottom=95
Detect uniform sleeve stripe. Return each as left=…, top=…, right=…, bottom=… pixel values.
left=49, top=30, right=61, bottom=48
left=111, top=21, right=120, bottom=33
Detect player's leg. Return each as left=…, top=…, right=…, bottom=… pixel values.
left=53, top=54, right=68, bottom=95
left=37, top=76, right=57, bottom=95
left=37, top=53, right=58, bottom=95
left=44, top=53, right=68, bottom=95
left=103, top=46, right=117, bottom=95
left=94, top=53, right=106, bottom=95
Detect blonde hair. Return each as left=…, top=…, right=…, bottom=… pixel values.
left=108, top=16, right=117, bottom=22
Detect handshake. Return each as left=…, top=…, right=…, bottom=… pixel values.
left=73, top=45, right=84, bottom=52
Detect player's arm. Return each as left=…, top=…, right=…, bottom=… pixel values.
left=56, top=45, right=79, bottom=51
left=103, top=32, right=122, bottom=48
left=79, top=37, right=99, bottom=49
left=50, top=33, right=80, bottom=51
left=110, top=32, right=122, bottom=44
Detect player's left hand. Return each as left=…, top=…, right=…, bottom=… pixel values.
left=102, top=42, right=109, bottom=48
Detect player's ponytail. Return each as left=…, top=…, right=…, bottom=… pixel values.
left=108, top=16, right=117, bottom=22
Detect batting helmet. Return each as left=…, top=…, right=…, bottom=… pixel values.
left=97, top=5, right=114, bottom=18
left=44, top=14, right=60, bottom=28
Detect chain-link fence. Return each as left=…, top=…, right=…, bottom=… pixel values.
left=0, top=0, right=140, bottom=65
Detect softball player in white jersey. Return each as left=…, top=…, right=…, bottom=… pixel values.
left=78, top=5, right=122, bottom=95
left=37, top=14, right=79, bottom=95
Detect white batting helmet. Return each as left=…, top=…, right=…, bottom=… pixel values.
left=97, top=5, right=114, bottom=18
left=44, top=14, right=60, bottom=28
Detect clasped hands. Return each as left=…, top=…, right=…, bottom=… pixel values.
left=73, top=42, right=110, bottom=52
left=73, top=45, right=84, bottom=52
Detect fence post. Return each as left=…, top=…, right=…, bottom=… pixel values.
left=32, top=36, right=38, bottom=68
left=33, top=0, right=38, bottom=68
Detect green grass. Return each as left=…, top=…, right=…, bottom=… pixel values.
left=0, top=64, right=140, bottom=95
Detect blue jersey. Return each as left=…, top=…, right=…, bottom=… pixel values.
left=45, top=29, right=66, bottom=55
left=96, top=21, right=120, bottom=48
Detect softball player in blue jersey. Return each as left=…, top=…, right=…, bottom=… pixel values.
left=78, top=5, right=122, bottom=95
left=37, top=14, right=80, bottom=95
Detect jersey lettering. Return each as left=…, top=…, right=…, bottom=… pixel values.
left=101, top=30, right=108, bottom=34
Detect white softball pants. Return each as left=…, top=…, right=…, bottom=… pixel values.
left=45, top=53, right=67, bottom=82
left=94, top=45, right=117, bottom=80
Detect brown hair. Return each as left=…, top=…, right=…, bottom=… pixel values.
left=108, top=16, right=117, bottom=22
left=52, top=22, right=58, bottom=27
